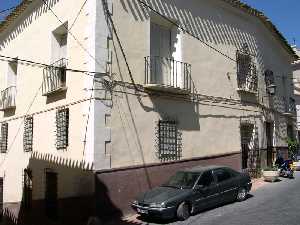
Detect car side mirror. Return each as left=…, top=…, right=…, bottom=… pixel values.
left=194, top=185, right=204, bottom=191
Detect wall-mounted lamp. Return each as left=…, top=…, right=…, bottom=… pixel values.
left=267, top=84, right=277, bottom=96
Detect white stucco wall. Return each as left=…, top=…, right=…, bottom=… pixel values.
left=104, top=0, right=295, bottom=169
left=0, top=0, right=100, bottom=203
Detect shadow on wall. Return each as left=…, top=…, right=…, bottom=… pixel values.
left=1, top=152, right=143, bottom=225
left=0, top=0, right=60, bottom=50
left=119, top=0, right=258, bottom=53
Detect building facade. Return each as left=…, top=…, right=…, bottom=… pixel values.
left=0, top=0, right=297, bottom=223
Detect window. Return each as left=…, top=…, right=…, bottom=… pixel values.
left=214, top=169, right=231, bottom=183
left=23, top=116, right=33, bottom=152
left=23, top=168, right=32, bottom=209
left=287, top=124, right=294, bottom=139
left=0, top=123, right=8, bottom=153
left=264, top=70, right=275, bottom=94
left=56, top=108, right=69, bottom=149
left=51, top=23, right=68, bottom=62
left=236, top=43, right=257, bottom=92
left=197, top=171, right=215, bottom=187
left=157, top=120, right=182, bottom=161
left=7, top=59, right=17, bottom=88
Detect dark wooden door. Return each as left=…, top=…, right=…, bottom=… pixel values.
left=45, top=171, right=57, bottom=219
left=0, top=178, right=3, bottom=221
left=266, top=122, right=273, bottom=167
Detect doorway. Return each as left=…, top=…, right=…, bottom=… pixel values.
left=266, top=122, right=274, bottom=167
left=45, top=171, right=58, bottom=219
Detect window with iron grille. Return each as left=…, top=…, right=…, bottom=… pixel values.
left=56, top=108, right=69, bottom=149
left=0, top=123, right=8, bottom=153
left=156, top=120, right=182, bottom=161
left=23, top=168, right=32, bottom=209
left=236, top=43, right=257, bottom=92
left=23, top=116, right=33, bottom=152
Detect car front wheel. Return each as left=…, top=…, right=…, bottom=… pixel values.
left=236, top=187, right=247, bottom=201
left=177, top=202, right=190, bottom=221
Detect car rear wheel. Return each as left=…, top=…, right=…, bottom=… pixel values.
left=177, top=202, right=190, bottom=221
left=236, top=187, right=247, bottom=201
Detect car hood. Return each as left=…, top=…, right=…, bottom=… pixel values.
left=137, top=186, right=191, bottom=204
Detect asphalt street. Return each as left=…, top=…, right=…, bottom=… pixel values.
left=139, top=172, right=300, bottom=225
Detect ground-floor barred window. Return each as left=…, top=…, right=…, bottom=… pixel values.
left=23, top=116, right=33, bottom=152
left=0, top=123, right=8, bottom=153
left=156, top=120, right=182, bottom=161
left=56, top=108, right=69, bottom=149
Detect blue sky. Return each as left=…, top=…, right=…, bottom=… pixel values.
left=0, top=0, right=299, bottom=46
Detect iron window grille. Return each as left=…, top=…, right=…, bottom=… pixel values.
left=156, top=120, right=182, bottom=162
left=23, top=116, right=33, bottom=152
left=236, top=44, right=257, bottom=93
left=55, top=108, right=69, bottom=150
left=0, top=123, right=8, bottom=153
left=22, top=168, right=32, bottom=209
left=264, top=70, right=275, bottom=93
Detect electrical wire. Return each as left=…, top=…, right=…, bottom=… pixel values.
left=0, top=82, right=43, bottom=169
left=136, top=0, right=295, bottom=81
left=40, top=0, right=106, bottom=71
left=68, top=0, right=88, bottom=31
left=0, top=6, right=17, bottom=15
left=0, top=54, right=106, bottom=77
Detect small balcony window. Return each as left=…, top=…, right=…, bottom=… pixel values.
left=236, top=44, right=257, bottom=93
left=0, top=86, right=16, bottom=110
left=145, top=56, right=192, bottom=93
left=156, top=120, right=182, bottom=161
left=42, top=58, right=67, bottom=96
left=0, top=123, right=8, bottom=153
left=56, top=108, right=69, bottom=150
left=264, top=70, right=276, bottom=95
left=284, top=97, right=296, bottom=116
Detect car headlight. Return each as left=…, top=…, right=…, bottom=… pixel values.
left=149, top=202, right=165, bottom=208
left=132, top=200, right=138, bottom=205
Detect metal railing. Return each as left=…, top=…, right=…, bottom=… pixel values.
left=42, top=58, right=67, bottom=96
left=286, top=97, right=296, bottom=114
left=144, top=56, right=193, bottom=92
left=0, top=86, right=16, bottom=110
left=236, top=50, right=258, bottom=93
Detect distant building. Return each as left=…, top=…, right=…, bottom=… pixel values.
left=0, top=0, right=297, bottom=223
left=292, top=46, right=300, bottom=143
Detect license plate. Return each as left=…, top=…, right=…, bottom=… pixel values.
left=137, top=208, right=148, bottom=214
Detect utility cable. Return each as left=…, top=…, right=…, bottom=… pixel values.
left=136, top=0, right=295, bottom=81
left=102, top=0, right=138, bottom=91
left=0, top=82, right=43, bottom=169
left=69, top=0, right=88, bottom=31
left=0, top=54, right=106, bottom=77
left=0, top=6, right=17, bottom=15
left=40, top=0, right=106, bottom=71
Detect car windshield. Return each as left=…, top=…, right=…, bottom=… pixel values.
left=163, top=171, right=199, bottom=189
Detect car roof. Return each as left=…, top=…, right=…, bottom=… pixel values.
left=181, top=165, right=228, bottom=173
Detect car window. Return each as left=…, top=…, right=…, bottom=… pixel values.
left=226, top=168, right=239, bottom=177
left=214, top=169, right=232, bottom=183
left=197, top=171, right=214, bottom=187
left=166, top=172, right=200, bottom=189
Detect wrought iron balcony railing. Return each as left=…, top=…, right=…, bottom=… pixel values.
left=42, top=58, right=67, bottom=96
left=0, top=86, right=16, bottom=111
left=236, top=50, right=258, bottom=93
left=144, top=56, right=193, bottom=94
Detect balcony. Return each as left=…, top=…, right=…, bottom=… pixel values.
left=0, top=86, right=16, bottom=111
left=283, top=97, right=296, bottom=117
left=144, top=56, right=192, bottom=94
left=42, top=58, right=67, bottom=96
